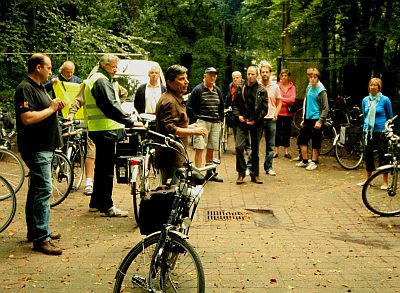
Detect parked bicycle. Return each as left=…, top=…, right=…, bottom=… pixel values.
left=115, top=114, right=160, bottom=225
left=114, top=128, right=220, bottom=292
left=62, top=119, right=87, bottom=191
left=333, top=97, right=364, bottom=170
left=0, top=112, right=25, bottom=193
left=0, top=174, right=17, bottom=233
left=362, top=116, right=400, bottom=216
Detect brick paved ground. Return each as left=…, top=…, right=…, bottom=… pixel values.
left=1, top=137, right=399, bottom=292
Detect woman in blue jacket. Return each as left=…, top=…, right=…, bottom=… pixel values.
left=359, top=77, right=393, bottom=188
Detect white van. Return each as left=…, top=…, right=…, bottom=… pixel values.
left=115, top=59, right=165, bottom=114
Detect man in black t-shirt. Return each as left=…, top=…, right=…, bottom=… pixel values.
left=14, top=53, right=65, bottom=255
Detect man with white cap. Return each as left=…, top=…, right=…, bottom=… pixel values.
left=186, top=67, right=224, bottom=182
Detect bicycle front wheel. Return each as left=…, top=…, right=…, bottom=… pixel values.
left=0, top=149, right=25, bottom=193
left=50, top=152, right=73, bottom=207
left=0, top=175, right=17, bottom=233
left=334, top=140, right=364, bottom=170
left=70, top=145, right=85, bottom=191
left=319, top=124, right=337, bottom=156
left=362, top=167, right=400, bottom=216
left=114, top=232, right=205, bottom=293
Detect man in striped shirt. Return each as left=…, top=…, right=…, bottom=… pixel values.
left=187, top=67, right=224, bottom=182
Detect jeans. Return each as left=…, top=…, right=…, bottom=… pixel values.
left=89, top=132, right=116, bottom=212
left=22, top=151, right=54, bottom=242
left=263, top=120, right=276, bottom=171
left=235, top=123, right=263, bottom=177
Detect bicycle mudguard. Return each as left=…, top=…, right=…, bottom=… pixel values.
left=145, top=229, right=189, bottom=241
left=376, top=164, right=394, bottom=171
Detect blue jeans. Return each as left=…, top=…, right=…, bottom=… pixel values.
left=263, top=120, right=276, bottom=171
left=22, top=151, right=54, bottom=242
left=235, top=123, right=263, bottom=177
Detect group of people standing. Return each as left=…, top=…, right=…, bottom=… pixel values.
left=14, top=52, right=393, bottom=257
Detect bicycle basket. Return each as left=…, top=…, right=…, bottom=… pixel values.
left=339, top=124, right=363, bottom=146
left=138, top=185, right=176, bottom=235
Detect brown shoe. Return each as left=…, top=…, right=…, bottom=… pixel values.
left=236, top=175, right=245, bottom=185
left=33, top=240, right=62, bottom=255
left=251, top=176, right=263, bottom=184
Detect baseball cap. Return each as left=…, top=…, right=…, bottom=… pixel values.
left=205, top=67, right=218, bottom=74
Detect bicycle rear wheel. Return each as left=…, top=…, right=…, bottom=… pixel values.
left=0, top=149, right=25, bottom=193
left=114, top=232, right=205, bottom=292
left=0, top=175, right=17, bottom=233
left=293, top=107, right=303, bottom=130
left=319, top=124, right=337, bottom=155
left=50, top=152, right=73, bottom=207
left=362, top=167, right=400, bottom=216
left=334, top=139, right=364, bottom=170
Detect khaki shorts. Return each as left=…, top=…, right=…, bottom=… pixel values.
left=86, top=135, right=95, bottom=158
left=193, top=119, right=220, bottom=150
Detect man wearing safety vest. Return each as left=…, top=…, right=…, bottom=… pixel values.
left=83, top=54, right=135, bottom=217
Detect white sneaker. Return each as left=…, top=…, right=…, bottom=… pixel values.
left=267, top=169, right=276, bottom=176
left=305, top=161, right=317, bottom=171
left=83, top=185, right=93, bottom=195
left=100, top=206, right=128, bottom=217
left=380, top=185, right=388, bottom=190
left=245, top=169, right=250, bottom=176
left=295, top=161, right=308, bottom=167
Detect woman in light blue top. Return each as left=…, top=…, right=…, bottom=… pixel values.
left=359, top=77, right=393, bottom=188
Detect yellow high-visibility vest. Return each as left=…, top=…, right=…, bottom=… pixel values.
left=83, top=72, right=124, bottom=131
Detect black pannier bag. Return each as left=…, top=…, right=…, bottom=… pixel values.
left=138, top=185, right=176, bottom=235
left=339, top=124, right=363, bottom=146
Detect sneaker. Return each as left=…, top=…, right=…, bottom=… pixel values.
left=295, top=161, right=309, bottom=167
left=33, top=239, right=62, bottom=255
left=294, top=156, right=302, bottom=161
left=245, top=169, right=250, bottom=176
left=100, top=206, right=128, bottom=217
left=284, top=154, right=292, bottom=159
left=205, top=171, right=223, bottom=183
left=267, top=169, right=276, bottom=176
left=356, top=181, right=365, bottom=187
left=273, top=153, right=278, bottom=158
left=236, top=175, right=245, bottom=185
left=83, top=185, right=93, bottom=196
left=251, top=176, right=263, bottom=184
left=305, top=161, right=318, bottom=171
left=380, top=185, right=388, bottom=190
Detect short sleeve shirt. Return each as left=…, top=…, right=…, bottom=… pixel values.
left=14, top=77, right=63, bottom=154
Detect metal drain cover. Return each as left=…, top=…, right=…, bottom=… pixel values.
left=206, top=210, right=251, bottom=221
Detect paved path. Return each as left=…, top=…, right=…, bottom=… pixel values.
left=1, top=138, right=400, bottom=292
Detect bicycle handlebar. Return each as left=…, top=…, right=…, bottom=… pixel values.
left=385, top=115, right=398, bottom=133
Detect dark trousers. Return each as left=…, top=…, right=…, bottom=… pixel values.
left=275, top=115, right=294, bottom=147
left=235, top=123, right=263, bottom=177
left=365, top=132, right=389, bottom=172
left=89, top=132, right=116, bottom=212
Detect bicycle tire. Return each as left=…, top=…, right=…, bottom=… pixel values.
left=293, top=107, right=303, bottom=130
left=131, top=163, right=142, bottom=226
left=319, top=124, right=337, bottom=155
left=70, top=145, right=85, bottom=191
left=0, top=149, right=25, bottom=193
left=50, top=152, right=74, bottom=207
left=334, top=138, right=364, bottom=170
left=362, top=167, right=400, bottom=216
left=114, top=232, right=205, bottom=293
left=222, top=122, right=229, bottom=153
left=0, top=175, right=17, bottom=233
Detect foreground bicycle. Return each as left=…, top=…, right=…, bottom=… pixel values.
left=114, top=128, right=219, bottom=292
left=0, top=174, right=17, bottom=233
left=362, top=116, right=400, bottom=216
